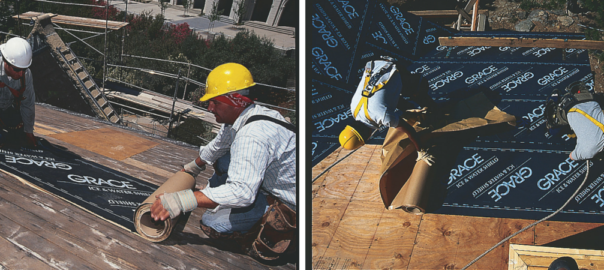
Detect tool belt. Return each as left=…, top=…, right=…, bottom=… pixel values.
left=201, top=195, right=297, bottom=261
left=242, top=195, right=297, bottom=261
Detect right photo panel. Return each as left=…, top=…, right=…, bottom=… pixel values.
left=310, top=0, right=604, bottom=269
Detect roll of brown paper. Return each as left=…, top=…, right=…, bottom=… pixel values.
left=133, top=171, right=196, bottom=242
left=390, top=160, right=432, bottom=214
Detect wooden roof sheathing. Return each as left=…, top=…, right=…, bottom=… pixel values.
left=13, top=11, right=129, bottom=30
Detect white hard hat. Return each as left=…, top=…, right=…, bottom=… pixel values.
left=0, top=37, right=32, bottom=69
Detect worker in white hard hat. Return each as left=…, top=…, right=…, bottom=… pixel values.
left=0, top=37, right=36, bottom=148
left=149, top=63, right=296, bottom=260
left=339, top=56, right=437, bottom=165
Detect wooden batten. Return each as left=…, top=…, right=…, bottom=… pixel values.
left=13, top=11, right=129, bottom=30
left=509, top=244, right=604, bottom=269
left=409, top=9, right=488, bottom=18
left=439, top=36, right=604, bottom=50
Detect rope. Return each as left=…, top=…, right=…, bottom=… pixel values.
left=462, top=160, right=591, bottom=270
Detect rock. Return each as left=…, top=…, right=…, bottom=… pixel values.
left=528, top=9, right=548, bottom=22
left=558, top=16, right=574, bottom=27
left=550, top=10, right=566, bottom=15
left=517, top=11, right=528, bottom=20
left=515, top=20, right=534, bottom=32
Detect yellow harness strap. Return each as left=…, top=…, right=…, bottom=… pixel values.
left=568, top=107, right=604, bottom=133
left=353, top=70, right=396, bottom=122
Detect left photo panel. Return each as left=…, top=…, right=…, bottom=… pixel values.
left=0, top=0, right=299, bottom=268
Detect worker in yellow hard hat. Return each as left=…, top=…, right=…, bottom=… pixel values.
left=150, top=63, right=297, bottom=261
left=339, top=56, right=436, bottom=165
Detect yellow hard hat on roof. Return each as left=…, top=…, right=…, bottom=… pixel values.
left=339, top=125, right=366, bottom=150
left=200, top=63, right=256, bottom=101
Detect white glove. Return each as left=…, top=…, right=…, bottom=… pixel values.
left=416, top=150, right=434, bottom=166
left=160, top=189, right=198, bottom=219
left=183, top=160, right=206, bottom=177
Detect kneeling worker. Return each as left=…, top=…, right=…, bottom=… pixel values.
left=339, top=56, right=436, bottom=164
left=546, top=81, right=604, bottom=160
left=150, top=63, right=296, bottom=259
left=0, top=37, right=36, bottom=147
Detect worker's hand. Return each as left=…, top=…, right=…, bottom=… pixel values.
left=416, top=150, right=434, bottom=166
left=182, top=159, right=206, bottom=177
left=24, top=132, right=36, bottom=147
left=150, top=195, right=171, bottom=221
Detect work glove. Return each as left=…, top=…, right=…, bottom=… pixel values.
left=416, top=150, right=434, bottom=166
left=25, top=132, right=37, bottom=147
left=159, top=189, right=198, bottom=219
left=182, top=159, right=206, bottom=177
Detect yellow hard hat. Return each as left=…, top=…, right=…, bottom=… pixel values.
left=339, top=125, right=365, bottom=150
left=200, top=63, right=256, bottom=101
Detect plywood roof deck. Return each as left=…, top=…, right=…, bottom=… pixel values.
left=312, top=145, right=604, bottom=269
left=0, top=104, right=296, bottom=269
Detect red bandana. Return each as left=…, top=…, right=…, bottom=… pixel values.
left=212, top=93, right=254, bottom=108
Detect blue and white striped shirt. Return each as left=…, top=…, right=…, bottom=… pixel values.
left=199, top=104, right=296, bottom=211
left=0, top=58, right=35, bottom=133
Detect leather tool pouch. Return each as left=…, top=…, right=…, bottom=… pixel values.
left=242, top=196, right=297, bottom=261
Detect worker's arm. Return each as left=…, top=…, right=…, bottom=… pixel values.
left=150, top=189, right=218, bottom=221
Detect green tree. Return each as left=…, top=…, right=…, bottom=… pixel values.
left=233, top=0, right=247, bottom=26
left=159, top=0, right=170, bottom=16
left=208, top=1, right=223, bottom=33
left=182, top=0, right=193, bottom=17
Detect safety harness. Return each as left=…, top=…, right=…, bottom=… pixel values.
left=352, top=59, right=398, bottom=123
left=0, top=76, right=26, bottom=108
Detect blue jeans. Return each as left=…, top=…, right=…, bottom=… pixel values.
left=201, top=153, right=269, bottom=234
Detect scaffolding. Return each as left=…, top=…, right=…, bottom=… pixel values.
left=5, top=1, right=296, bottom=143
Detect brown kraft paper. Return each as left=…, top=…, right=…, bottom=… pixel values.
left=379, top=92, right=516, bottom=213
left=133, top=171, right=196, bottom=242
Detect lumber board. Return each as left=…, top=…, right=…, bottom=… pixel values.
left=509, top=244, right=604, bottom=269
left=312, top=198, right=349, bottom=258
left=36, top=105, right=104, bottom=132
left=315, top=145, right=376, bottom=201
left=0, top=234, right=52, bottom=269
left=48, top=127, right=160, bottom=161
left=439, top=36, right=604, bottom=50
left=363, top=209, right=422, bottom=269
left=321, top=201, right=385, bottom=269
left=408, top=9, right=487, bottom=18
left=14, top=12, right=128, bottom=30
left=349, top=145, right=383, bottom=203
left=312, top=148, right=345, bottom=199
left=534, top=221, right=604, bottom=245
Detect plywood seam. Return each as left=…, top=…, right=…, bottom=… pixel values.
left=405, top=211, right=426, bottom=270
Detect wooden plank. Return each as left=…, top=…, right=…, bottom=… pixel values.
left=14, top=12, right=128, bottom=30
left=455, top=5, right=472, bottom=23
left=510, top=244, right=604, bottom=269
left=439, top=36, right=604, bottom=50
left=316, top=145, right=376, bottom=201
left=312, top=198, right=349, bottom=258
left=350, top=145, right=383, bottom=204
left=408, top=9, right=487, bottom=18
left=0, top=232, right=57, bottom=269
left=409, top=215, right=534, bottom=270
left=48, top=127, right=160, bottom=161
left=363, top=209, right=422, bottom=269
left=122, top=157, right=173, bottom=179
left=534, top=221, right=604, bottom=245
left=321, top=201, right=385, bottom=269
